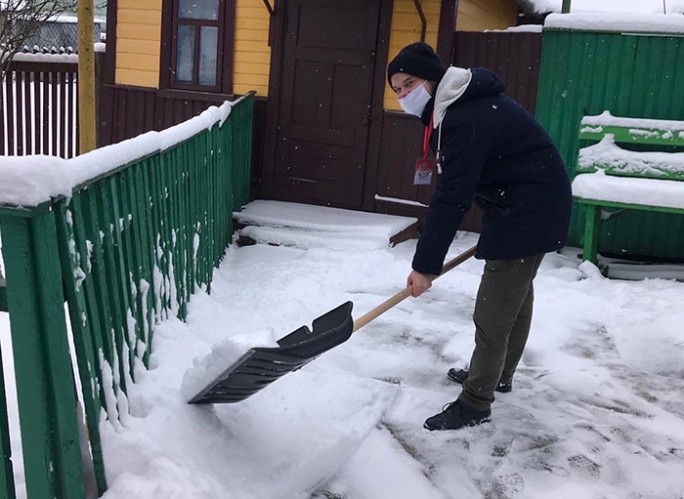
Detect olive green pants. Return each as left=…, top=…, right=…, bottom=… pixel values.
left=458, top=254, right=545, bottom=411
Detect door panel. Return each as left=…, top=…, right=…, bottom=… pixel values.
left=273, top=0, right=380, bottom=207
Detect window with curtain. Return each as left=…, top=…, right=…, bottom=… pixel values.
left=163, top=0, right=234, bottom=92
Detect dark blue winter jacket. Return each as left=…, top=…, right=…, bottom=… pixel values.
left=412, top=68, right=572, bottom=275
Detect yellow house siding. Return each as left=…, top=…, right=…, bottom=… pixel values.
left=456, top=0, right=519, bottom=32
left=115, top=0, right=161, bottom=87
left=384, top=0, right=441, bottom=111
left=233, top=0, right=271, bottom=96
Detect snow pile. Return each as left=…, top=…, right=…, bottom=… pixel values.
left=572, top=170, right=684, bottom=209
left=180, top=328, right=279, bottom=402
left=578, top=135, right=684, bottom=178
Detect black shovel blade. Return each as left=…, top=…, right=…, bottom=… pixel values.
left=189, top=301, right=354, bottom=404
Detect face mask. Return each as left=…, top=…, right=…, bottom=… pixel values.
left=399, top=81, right=431, bottom=117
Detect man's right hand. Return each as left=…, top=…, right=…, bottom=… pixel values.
left=406, top=270, right=434, bottom=297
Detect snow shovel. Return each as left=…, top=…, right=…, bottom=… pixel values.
left=189, top=245, right=477, bottom=404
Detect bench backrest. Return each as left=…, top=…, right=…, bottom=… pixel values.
left=577, top=112, right=684, bottom=180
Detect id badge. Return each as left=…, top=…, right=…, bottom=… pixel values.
left=414, top=158, right=435, bottom=185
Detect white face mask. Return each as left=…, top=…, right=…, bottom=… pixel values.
left=399, top=81, right=431, bottom=117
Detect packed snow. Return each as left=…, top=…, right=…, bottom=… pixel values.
left=4, top=221, right=682, bottom=498
left=234, top=200, right=417, bottom=250
left=572, top=171, right=684, bottom=210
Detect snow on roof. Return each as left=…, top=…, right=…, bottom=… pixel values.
left=521, top=0, right=684, bottom=15
left=545, top=12, right=684, bottom=33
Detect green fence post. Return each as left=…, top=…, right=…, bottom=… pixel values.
left=0, top=209, right=85, bottom=499
left=582, top=204, right=601, bottom=265
left=0, top=344, right=17, bottom=499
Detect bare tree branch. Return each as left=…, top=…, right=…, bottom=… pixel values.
left=1, top=0, right=78, bottom=80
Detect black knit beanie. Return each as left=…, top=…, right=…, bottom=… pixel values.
left=387, top=42, right=446, bottom=86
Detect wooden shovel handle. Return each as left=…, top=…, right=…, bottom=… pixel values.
left=352, top=245, right=477, bottom=332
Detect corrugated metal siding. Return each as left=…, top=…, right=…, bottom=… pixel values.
left=536, top=29, right=684, bottom=261
left=452, top=31, right=542, bottom=114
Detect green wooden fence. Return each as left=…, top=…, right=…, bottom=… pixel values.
left=0, top=92, right=254, bottom=498
left=535, top=26, right=684, bottom=260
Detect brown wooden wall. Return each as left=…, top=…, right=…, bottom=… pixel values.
left=99, top=30, right=541, bottom=232
left=374, top=30, right=542, bottom=231
left=452, top=30, right=542, bottom=115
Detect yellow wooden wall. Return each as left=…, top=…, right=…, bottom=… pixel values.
left=112, top=0, right=518, bottom=98
left=456, top=0, right=519, bottom=32
left=233, top=0, right=271, bottom=96
left=115, top=0, right=162, bottom=87
left=384, top=0, right=440, bottom=111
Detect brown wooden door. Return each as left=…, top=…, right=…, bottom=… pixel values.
left=272, top=0, right=381, bottom=208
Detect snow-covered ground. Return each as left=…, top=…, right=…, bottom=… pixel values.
left=2, top=209, right=684, bottom=498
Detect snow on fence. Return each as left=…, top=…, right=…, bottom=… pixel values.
left=0, top=91, right=254, bottom=499
left=1, top=52, right=82, bottom=158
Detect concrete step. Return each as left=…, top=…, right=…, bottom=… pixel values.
left=234, top=200, right=418, bottom=250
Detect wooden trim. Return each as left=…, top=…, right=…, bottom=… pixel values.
left=223, top=0, right=235, bottom=92
left=437, top=0, right=458, bottom=63
left=156, top=87, right=235, bottom=102
left=362, top=0, right=394, bottom=211
left=104, top=0, right=118, bottom=85
left=262, top=0, right=287, bottom=198
left=159, top=0, right=174, bottom=89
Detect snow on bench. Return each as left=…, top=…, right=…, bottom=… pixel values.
left=572, top=112, right=684, bottom=266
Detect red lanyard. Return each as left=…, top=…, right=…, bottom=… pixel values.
left=422, top=113, right=434, bottom=159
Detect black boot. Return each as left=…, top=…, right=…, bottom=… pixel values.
left=424, top=399, right=491, bottom=431
left=447, top=368, right=512, bottom=393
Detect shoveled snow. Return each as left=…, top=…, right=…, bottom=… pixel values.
left=572, top=171, right=684, bottom=210
left=180, top=328, right=280, bottom=403
left=2, top=222, right=684, bottom=498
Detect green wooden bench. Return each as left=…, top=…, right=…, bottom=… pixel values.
left=571, top=112, right=684, bottom=265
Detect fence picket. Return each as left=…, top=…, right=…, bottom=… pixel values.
left=0, top=92, right=254, bottom=498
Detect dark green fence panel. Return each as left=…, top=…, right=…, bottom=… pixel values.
left=0, top=92, right=254, bottom=498
left=0, top=210, right=86, bottom=499
left=536, top=28, right=684, bottom=260
left=0, top=347, right=16, bottom=499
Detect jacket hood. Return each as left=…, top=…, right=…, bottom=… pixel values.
left=433, top=67, right=505, bottom=128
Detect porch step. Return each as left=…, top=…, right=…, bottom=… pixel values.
left=233, top=200, right=418, bottom=250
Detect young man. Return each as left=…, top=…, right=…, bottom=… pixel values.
left=387, top=42, right=572, bottom=431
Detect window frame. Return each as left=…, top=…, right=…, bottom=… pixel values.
left=159, top=0, right=235, bottom=93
